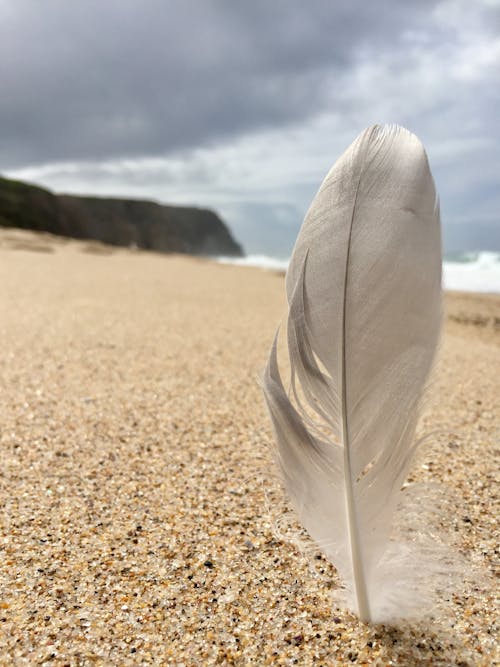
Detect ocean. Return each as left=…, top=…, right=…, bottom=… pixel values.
left=217, top=251, right=500, bottom=294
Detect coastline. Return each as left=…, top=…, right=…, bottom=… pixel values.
left=0, top=229, right=498, bottom=665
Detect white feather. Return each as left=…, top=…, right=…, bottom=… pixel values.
left=262, top=125, right=443, bottom=623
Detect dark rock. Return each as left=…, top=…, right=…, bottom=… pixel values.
left=0, top=175, right=243, bottom=257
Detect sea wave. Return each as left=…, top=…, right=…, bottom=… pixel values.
left=442, top=251, right=500, bottom=293
left=217, top=254, right=289, bottom=272
left=217, top=251, right=500, bottom=293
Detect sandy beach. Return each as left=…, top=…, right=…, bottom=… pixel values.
left=0, top=229, right=498, bottom=666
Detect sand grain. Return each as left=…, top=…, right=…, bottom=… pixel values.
left=0, top=230, right=498, bottom=666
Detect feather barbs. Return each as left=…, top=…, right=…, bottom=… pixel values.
left=262, top=125, right=444, bottom=623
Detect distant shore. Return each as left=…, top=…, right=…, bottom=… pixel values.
left=0, top=227, right=498, bottom=665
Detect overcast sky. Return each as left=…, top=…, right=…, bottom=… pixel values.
left=1, top=0, right=499, bottom=254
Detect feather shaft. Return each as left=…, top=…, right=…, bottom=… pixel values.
left=341, top=176, right=371, bottom=621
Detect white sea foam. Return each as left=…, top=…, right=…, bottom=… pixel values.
left=218, top=251, right=500, bottom=293
left=442, top=251, right=500, bottom=293
left=217, top=254, right=289, bottom=272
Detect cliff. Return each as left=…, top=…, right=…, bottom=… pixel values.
left=0, top=176, right=243, bottom=256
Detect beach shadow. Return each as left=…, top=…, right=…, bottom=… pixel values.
left=5, top=240, right=55, bottom=253
left=367, top=620, right=474, bottom=667
left=80, top=241, right=116, bottom=255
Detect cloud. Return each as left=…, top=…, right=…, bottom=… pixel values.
left=1, top=0, right=441, bottom=167
left=2, top=0, right=499, bottom=252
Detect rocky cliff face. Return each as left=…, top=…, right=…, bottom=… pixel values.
left=0, top=176, right=243, bottom=256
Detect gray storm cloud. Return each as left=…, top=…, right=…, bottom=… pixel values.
left=1, top=0, right=443, bottom=167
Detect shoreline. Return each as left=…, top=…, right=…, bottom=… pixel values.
left=2, top=226, right=499, bottom=297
